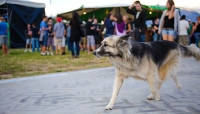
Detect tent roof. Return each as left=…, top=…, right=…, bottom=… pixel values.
left=0, top=0, right=45, bottom=8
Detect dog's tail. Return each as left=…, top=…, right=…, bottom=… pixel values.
left=179, top=44, right=200, bottom=61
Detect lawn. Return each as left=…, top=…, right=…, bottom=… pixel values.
left=0, top=49, right=112, bottom=79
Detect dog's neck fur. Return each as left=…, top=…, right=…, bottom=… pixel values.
left=109, top=41, right=140, bottom=72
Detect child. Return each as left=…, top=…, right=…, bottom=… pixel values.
left=24, top=24, right=32, bottom=52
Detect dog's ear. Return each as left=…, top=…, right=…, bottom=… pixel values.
left=120, top=34, right=130, bottom=41
left=117, top=34, right=130, bottom=47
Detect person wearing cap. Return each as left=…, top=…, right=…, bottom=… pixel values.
left=0, top=17, right=8, bottom=55
left=53, top=17, right=65, bottom=55
left=178, top=15, right=189, bottom=46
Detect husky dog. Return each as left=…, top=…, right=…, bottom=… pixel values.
left=93, top=34, right=200, bottom=110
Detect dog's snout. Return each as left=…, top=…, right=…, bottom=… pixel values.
left=93, top=51, right=96, bottom=55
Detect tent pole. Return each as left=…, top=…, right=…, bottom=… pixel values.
left=93, top=8, right=95, bottom=19
left=50, top=0, right=52, bottom=17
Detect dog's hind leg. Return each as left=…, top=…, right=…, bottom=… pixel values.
left=105, top=74, right=124, bottom=110
left=171, top=73, right=182, bottom=90
left=147, top=74, right=160, bottom=101
left=157, top=81, right=163, bottom=90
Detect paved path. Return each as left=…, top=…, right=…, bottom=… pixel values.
left=0, top=58, right=200, bottom=114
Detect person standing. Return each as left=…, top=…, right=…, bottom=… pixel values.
left=93, top=19, right=101, bottom=48
left=123, top=15, right=132, bottom=34
left=152, top=18, right=160, bottom=41
left=62, top=21, right=67, bottom=55
left=47, top=18, right=54, bottom=55
left=53, top=17, right=65, bottom=55
left=86, top=16, right=95, bottom=54
left=105, top=14, right=115, bottom=37
left=113, top=14, right=126, bottom=36
left=0, top=17, right=8, bottom=55
left=193, top=16, right=200, bottom=47
left=190, top=22, right=196, bottom=44
left=31, top=23, right=40, bottom=52
left=69, top=11, right=82, bottom=58
left=158, top=0, right=180, bottom=42
left=24, top=24, right=32, bottom=52
left=126, top=0, right=146, bottom=42
left=178, top=15, right=189, bottom=46
left=40, top=15, right=49, bottom=55
left=66, top=24, right=71, bottom=51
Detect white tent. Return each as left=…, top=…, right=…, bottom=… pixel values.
left=60, top=0, right=200, bottom=14
left=0, top=0, right=45, bottom=8
left=20, top=0, right=200, bottom=16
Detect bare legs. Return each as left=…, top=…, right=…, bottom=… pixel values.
left=162, top=34, right=174, bottom=41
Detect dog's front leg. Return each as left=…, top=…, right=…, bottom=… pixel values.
left=105, top=75, right=124, bottom=110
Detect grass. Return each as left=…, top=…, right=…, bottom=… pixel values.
left=0, top=49, right=112, bottom=79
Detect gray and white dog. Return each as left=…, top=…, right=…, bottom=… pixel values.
left=93, top=34, right=200, bottom=110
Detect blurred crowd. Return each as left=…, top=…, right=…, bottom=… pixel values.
left=0, top=0, right=200, bottom=57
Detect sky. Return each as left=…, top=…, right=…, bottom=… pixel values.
left=23, top=0, right=200, bottom=17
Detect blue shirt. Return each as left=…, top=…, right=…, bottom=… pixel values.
left=105, top=19, right=114, bottom=35
left=67, top=26, right=71, bottom=37
left=0, top=22, right=7, bottom=35
left=40, top=21, right=48, bottom=33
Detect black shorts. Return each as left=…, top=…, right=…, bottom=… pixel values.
left=94, top=35, right=100, bottom=45
left=39, top=41, right=43, bottom=46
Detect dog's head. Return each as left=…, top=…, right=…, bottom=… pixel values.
left=93, top=34, right=130, bottom=58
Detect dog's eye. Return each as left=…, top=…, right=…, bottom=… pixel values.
left=104, top=44, right=108, bottom=47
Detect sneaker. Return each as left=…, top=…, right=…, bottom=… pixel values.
left=41, top=52, right=46, bottom=56
left=51, top=52, right=54, bottom=55
left=62, top=52, right=66, bottom=55
left=46, top=52, right=50, bottom=55
left=24, top=49, right=27, bottom=52
left=29, top=49, right=32, bottom=52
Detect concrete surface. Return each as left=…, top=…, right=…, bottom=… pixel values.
left=0, top=58, right=200, bottom=114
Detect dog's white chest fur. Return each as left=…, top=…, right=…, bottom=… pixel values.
left=110, top=57, right=149, bottom=80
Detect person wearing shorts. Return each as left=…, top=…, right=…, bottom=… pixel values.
left=0, top=17, right=8, bottom=55
left=47, top=22, right=54, bottom=55
left=40, top=15, right=49, bottom=56
left=53, top=17, right=65, bottom=55
left=158, top=1, right=179, bottom=42
left=0, top=35, right=8, bottom=55
left=93, top=19, right=101, bottom=48
left=86, top=16, right=95, bottom=54
left=62, top=37, right=66, bottom=55
left=24, top=24, right=32, bottom=52
left=61, top=23, right=67, bottom=55
left=178, top=15, right=189, bottom=46
left=54, top=37, right=62, bottom=53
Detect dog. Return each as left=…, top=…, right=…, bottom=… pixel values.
left=93, top=34, right=200, bottom=110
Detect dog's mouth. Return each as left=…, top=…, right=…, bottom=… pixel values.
left=93, top=51, right=111, bottom=58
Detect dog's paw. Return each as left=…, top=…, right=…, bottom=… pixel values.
left=155, top=94, right=160, bottom=101
left=147, top=93, right=154, bottom=100
left=105, top=104, right=114, bottom=110
left=177, top=85, right=182, bottom=90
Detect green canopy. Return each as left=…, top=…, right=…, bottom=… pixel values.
left=58, top=5, right=167, bottom=21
